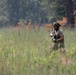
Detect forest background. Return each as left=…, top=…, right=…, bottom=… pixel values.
left=0, top=0, right=76, bottom=28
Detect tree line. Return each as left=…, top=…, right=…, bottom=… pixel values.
left=0, top=0, right=76, bottom=27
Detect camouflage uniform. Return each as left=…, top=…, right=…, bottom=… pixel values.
left=50, top=28, right=65, bottom=50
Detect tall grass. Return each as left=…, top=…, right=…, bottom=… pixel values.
left=0, top=27, right=76, bottom=75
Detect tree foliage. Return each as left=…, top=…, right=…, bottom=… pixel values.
left=0, top=0, right=8, bottom=27
left=0, top=0, right=76, bottom=26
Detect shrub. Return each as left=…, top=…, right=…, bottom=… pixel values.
left=0, top=16, right=9, bottom=27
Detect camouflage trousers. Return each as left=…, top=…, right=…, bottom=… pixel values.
left=50, top=42, right=65, bottom=50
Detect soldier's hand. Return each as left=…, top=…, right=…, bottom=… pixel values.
left=50, top=33, right=53, bottom=37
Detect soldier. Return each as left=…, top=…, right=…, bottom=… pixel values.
left=49, top=22, right=65, bottom=52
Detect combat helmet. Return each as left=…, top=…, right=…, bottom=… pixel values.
left=53, top=22, right=61, bottom=27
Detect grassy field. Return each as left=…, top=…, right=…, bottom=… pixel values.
left=0, top=27, right=76, bottom=75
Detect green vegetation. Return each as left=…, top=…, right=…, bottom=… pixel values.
left=0, top=27, right=76, bottom=75
left=0, top=0, right=76, bottom=26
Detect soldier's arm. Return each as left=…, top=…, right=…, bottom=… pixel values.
left=57, top=35, right=64, bottom=42
left=50, top=29, right=54, bottom=37
left=57, top=30, right=64, bottom=42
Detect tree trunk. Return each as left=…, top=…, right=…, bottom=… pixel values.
left=7, top=0, right=19, bottom=25
left=74, top=0, right=76, bottom=10
left=65, top=0, right=74, bottom=27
